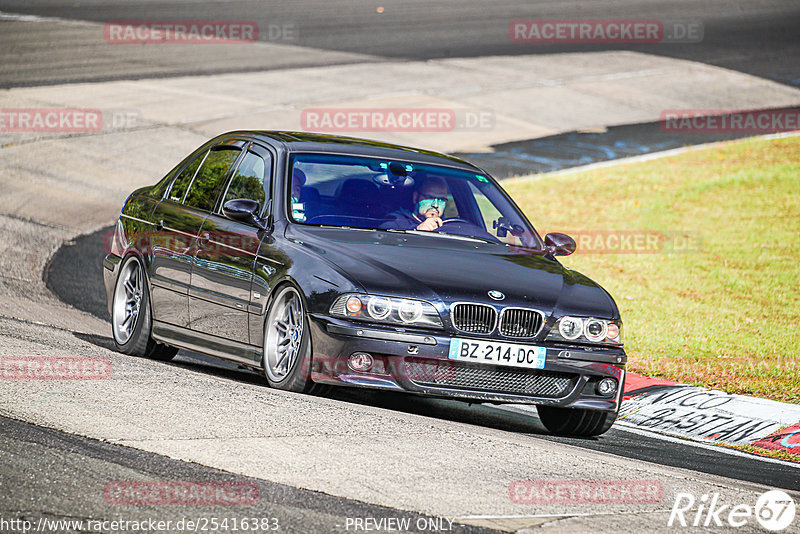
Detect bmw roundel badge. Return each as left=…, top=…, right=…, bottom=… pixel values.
left=488, top=290, right=505, bottom=300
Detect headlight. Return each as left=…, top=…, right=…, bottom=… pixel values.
left=345, top=296, right=363, bottom=314
left=558, top=316, right=583, bottom=340
left=548, top=316, right=622, bottom=345
left=397, top=299, right=423, bottom=323
left=584, top=318, right=607, bottom=342
left=366, top=296, right=391, bottom=320
left=330, top=294, right=443, bottom=328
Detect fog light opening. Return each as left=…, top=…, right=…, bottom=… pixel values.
left=348, top=352, right=374, bottom=373
left=597, top=378, right=618, bottom=396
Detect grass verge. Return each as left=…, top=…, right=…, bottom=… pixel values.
left=504, top=135, right=800, bottom=403
left=728, top=443, right=800, bottom=464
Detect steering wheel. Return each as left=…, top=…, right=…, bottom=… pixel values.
left=434, top=218, right=501, bottom=243
left=437, top=218, right=471, bottom=226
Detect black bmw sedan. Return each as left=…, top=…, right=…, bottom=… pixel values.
left=104, top=131, right=626, bottom=437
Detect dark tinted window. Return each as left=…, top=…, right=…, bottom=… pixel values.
left=289, top=154, right=541, bottom=248
left=152, top=166, right=179, bottom=199
left=184, top=147, right=241, bottom=211
left=168, top=151, right=207, bottom=203
left=222, top=151, right=269, bottom=213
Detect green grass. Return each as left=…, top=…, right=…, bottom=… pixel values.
left=728, top=443, right=800, bottom=463
left=504, top=136, right=800, bottom=403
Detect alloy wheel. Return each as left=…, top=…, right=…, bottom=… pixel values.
left=112, top=258, right=143, bottom=344
left=264, top=287, right=304, bottom=382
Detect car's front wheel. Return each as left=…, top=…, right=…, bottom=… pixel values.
left=111, top=256, right=177, bottom=361
left=537, top=405, right=616, bottom=437
left=262, top=285, right=316, bottom=392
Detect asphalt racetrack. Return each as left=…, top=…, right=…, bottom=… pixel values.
left=1, top=0, right=799, bottom=88
left=0, top=415, right=497, bottom=534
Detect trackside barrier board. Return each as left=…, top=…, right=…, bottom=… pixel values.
left=620, top=373, right=800, bottom=457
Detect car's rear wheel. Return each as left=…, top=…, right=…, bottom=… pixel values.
left=537, top=405, right=616, bottom=437
left=111, top=256, right=177, bottom=361
left=263, top=285, right=316, bottom=392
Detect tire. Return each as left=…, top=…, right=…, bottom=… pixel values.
left=537, top=405, right=616, bottom=437
left=111, top=256, right=177, bottom=361
left=148, top=343, right=179, bottom=361
left=262, top=285, right=316, bottom=392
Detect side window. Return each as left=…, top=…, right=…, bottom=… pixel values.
left=184, top=147, right=241, bottom=211
left=168, top=151, right=207, bottom=203
left=468, top=181, right=524, bottom=246
left=469, top=181, right=503, bottom=230
left=222, top=151, right=270, bottom=213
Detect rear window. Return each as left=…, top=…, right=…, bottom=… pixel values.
left=183, top=147, right=241, bottom=211
left=168, top=151, right=206, bottom=203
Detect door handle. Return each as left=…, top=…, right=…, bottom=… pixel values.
left=155, top=219, right=164, bottom=231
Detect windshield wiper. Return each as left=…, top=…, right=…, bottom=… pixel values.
left=376, top=227, right=500, bottom=245
left=406, top=230, right=499, bottom=244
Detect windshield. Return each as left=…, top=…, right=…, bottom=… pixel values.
left=288, top=153, right=542, bottom=248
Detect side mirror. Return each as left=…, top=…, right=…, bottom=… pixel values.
left=544, top=232, right=576, bottom=256
left=222, top=199, right=268, bottom=230
left=493, top=217, right=526, bottom=238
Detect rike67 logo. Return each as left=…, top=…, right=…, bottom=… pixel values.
left=669, top=490, right=796, bottom=531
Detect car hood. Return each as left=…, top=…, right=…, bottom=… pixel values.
left=287, top=225, right=618, bottom=320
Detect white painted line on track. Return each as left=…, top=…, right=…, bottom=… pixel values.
left=0, top=10, right=93, bottom=25
left=456, top=509, right=673, bottom=520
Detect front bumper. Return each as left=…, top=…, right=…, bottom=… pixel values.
left=308, top=314, right=626, bottom=413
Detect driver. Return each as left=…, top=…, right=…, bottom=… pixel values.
left=291, top=168, right=307, bottom=221
left=381, top=176, right=448, bottom=231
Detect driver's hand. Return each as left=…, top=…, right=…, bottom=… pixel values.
left=416, top=217, right=443, bottom=231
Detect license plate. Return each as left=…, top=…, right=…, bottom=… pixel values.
left=448, top=338, right=546, bottom=370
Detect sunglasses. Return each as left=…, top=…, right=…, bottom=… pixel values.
left=419, top=194, right=448, bottom=203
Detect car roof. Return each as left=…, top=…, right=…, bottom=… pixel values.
left=228, top=130, right=482, bottom=171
